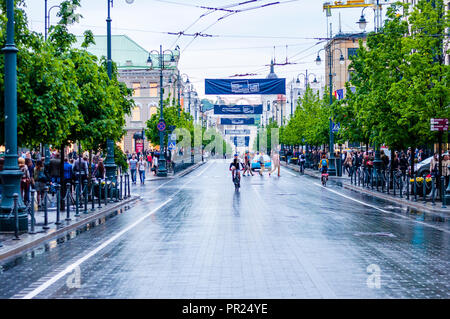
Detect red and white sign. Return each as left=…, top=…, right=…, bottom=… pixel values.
left=431, top=118, right=448, bottom=131
left=135, top=140, right=144, bottom=153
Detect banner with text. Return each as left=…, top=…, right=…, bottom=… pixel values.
left=233, top=136, right=250, bottom=147
left=225, top=129, right=251, bottom=135
left=205, top=78, right=286, bottom=95
left=221, top=118, right=255, bottom=125
left=214, top=105, right=263, bottom=115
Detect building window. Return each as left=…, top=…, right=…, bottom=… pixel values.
left=150, top=83, right=158, bottom=97
left=131, top=106, right=141, bottom=122
left=348, top=48, right=358, bottom=58
left=132, top=82, right=141, bottom=97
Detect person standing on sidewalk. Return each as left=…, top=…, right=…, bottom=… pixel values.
left=344, top=151, right=353, bottom=177
left=128, top=154, right=138, bottom=184
left=138, top=156, right=146, bottom=184
left=299, top=151, right=306, bottom=173
left=152, top=153, right=159, bottom=176
left=269, top=149, right=281, bottom=177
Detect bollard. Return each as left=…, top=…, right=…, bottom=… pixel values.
left=91, top=180, right=96, bottom=212
left=399, top=176, right=403, bottom=198
left=358, top=168, right=361, bottom=187
left=422, top=178, right=427, bottom=203
left=376, top=169, right=379, bottom=192
left=441, top=176, right=446, bottom=208
left=43, top=186, right=50, bottom=230
left=13, top=193, right=20, bottom=240
left=393, top=173, right=396, bottom=196
left=432, top=177, right=436, bottom=206
left=65, top=182, right=72, bottom=221
left=386, top=171, right=390, bottom=194
left=55, top=184, right=61, bottom=225
left=83, top=180, right=88, bottom=214
left=98, top=179, right=102, bottom=209
left=413, top=174, right=417, bottom=202
left=120, top=174, right=123, bottom=200
left=104, top=177, right=108, bottom=206
left=29, top=189, right=36, bottom=234
left=127, top=174, right=131, bottom=198
left=406, top=173, right=410, bottom=200
left=74, top=180, right=80, bottom=217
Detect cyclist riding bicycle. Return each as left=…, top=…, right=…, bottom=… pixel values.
left=229, top=154, right=244, bottom=183
left=318, top=154, right=329, bottom=174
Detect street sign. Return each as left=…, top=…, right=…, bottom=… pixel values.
left=157, top=120, right=166, bottom=132
left=168, top=125, right=176, bottom=131
left=332, top=122, right=340, bottom=133
left=168, top=133, right=176, bottom=150
left=430, top=118, right=448, bottom=131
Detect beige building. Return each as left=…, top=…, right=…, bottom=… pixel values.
left=324, top=32, right=367, bottom=94
left=75, top=35, right=197, bottom=153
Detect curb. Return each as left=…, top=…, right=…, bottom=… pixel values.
left=281, top=162, right=450, bottom=215
left=175, top=161, right=206, bottom=178
left=0, top=195, right=140, bottom=262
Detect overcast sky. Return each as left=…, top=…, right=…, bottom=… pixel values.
left=22, top=0, right=387, bottom=99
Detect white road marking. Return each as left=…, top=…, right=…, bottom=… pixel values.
left=282, top=167, right=297, bottom=176
left=21, top=162, right=207, bottom=299
left=313, top=183, right=450, bottom=235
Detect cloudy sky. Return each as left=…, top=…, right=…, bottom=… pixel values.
left=22, top=0, right=388, bottom=99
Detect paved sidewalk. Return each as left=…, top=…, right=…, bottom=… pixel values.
left=0, top=195, right=140, bottom=262
left=281, top=161, right=450, bottom=215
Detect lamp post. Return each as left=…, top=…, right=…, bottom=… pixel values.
left=315, top=46, right=345, bottom=177
left=104, top=0, right=134, bottom=181
left=295, top=71, right=318, bottom=168
left=147, top=46, right=176, bottom=177
left=0, top=0, right=27, bottom=232
left=177, top=73, right=189, bottom=118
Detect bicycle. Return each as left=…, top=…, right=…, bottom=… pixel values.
left=321, top=172, right=329, bottom=187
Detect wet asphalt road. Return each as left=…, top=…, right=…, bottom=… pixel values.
left=0, top=159, right=449, bottom=299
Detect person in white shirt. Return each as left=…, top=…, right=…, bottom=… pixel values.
left=138, top=156, right=147, bottom=184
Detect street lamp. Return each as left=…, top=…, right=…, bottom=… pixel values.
left=316, top=46, right=345, bottom=176
left=105, top=0, right=134, bottom=181
left=0, top=0, right=27, bottom=232
left=147, top=46, right=176, bottom=177
left=177, top=73, right=189, bottom=118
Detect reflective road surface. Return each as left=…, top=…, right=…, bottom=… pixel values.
left=0, top=160, right=449, bottom=299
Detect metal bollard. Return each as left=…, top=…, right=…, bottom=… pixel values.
left=441, top=176, right=446, bottom=208
left=104, top=177, right=108, bottom=206
left=74, top=181, right=80, bottom=217
left=13, top=193, right=20, bottom=240
left=55, top=184, right=61, bottom=225
left=83, top=180, right=88, bottom=214
left=120, top=174, right=123, bottom=200
left=393, top=173, right=396, bottom=196
left=29, top=189, right=36, bottom=234
left=406, top=174, right=410, bottom=200
left=127, top=174, right=131, bottom=198
left=386, top=171, right=390, bottom=194
left=91, top=180, right=95, bottom=212
left=358, top=168, right=361, bottom=187
left=423, top=178, right=427, bottom=203
left=65, top=183, right=72, bottom=221
left=43, top=186, right=50, bottom=230
left=432, top=177, right=436, bottom=206
left=376, top=169, right=379, bottom=192
left=399, top=176, right=403, bottom=198
left=98, top=179, right=102, bottom=209
left=413, top=174, right=417, bottom=202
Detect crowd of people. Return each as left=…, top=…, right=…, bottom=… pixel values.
left=284, top=146, right=450, bottom=186
left=0, top=149, right=114, bottom=209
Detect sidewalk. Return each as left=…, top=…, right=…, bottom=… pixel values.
left=0, top=195, right=140, bottom=262
left=281, top=161, right=450, bottom=214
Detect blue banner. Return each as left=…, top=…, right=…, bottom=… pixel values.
left=205, top=79, right=286, bottom=95
left=225, top=129, right=251, bottom=135
left=214, top=105, right=262, bottom=115
left=233, top=136, right=250, bottom=147
left=221, top=118, right=255, bottom=125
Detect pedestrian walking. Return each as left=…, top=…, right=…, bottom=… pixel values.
left=34, top=160, right=47, bottom=207
left=152, top=154, right=159, bottom=176
left=344, top=151, right=353, bottom=177
left=19, top=158, right=31, bottom=204
left=269, top=150, right=281, bottom=177
left=128, top=154, right=138, bottom=184
left=138, top=156, right=146, bottom=184
left=258, top=153, right=266, bottom=176
left=299, top=151, right=306, bottom=173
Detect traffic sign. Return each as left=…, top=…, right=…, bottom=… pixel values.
left=168, top=133, right=176, bottom=150
left=431, top=118, right=448, bottom=131
left=332, top=122, right=340, bottom=133
left=157, top=120, right=166, bottom=132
